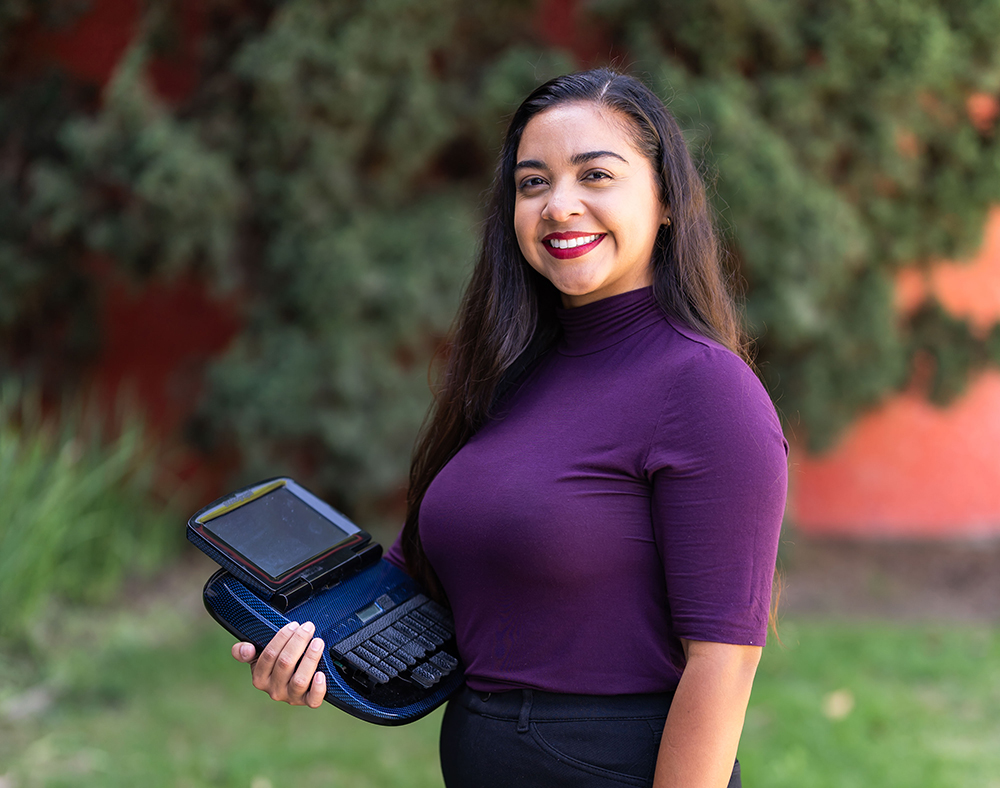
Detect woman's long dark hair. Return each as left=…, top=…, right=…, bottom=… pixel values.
left=401, top=68, right=745, bottom=600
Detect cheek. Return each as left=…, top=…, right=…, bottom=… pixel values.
left=513, top=203, right=536, bottom=258
left=620, top=199, right=665, bottom=250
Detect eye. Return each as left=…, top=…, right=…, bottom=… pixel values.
left=517, top=175, right=547, bottom=192
left=583, top=170, right=612, bottom=183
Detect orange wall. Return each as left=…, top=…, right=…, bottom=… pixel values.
left=791, top=207, right=1000, bottom=537
left=24, top=0, right=1000, bottom=536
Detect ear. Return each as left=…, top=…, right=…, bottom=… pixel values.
left=660, top=203, right=672, bottom=226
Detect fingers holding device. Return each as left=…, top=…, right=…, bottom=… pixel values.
left=236, top=622, right=327, bottom=707
left=189, top=478, right=464, bottom=724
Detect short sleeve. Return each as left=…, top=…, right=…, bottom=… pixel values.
left=645, top=346, right=788, bottom=646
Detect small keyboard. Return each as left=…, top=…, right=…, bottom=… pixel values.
left=331, top=593, right=459, bottom=689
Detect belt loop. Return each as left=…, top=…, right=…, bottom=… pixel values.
left=517, top=689, right=533, bottom=733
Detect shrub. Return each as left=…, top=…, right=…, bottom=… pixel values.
left=0, top=386, right=180, bottom=640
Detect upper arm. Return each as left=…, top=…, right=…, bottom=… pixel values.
left=646, top=349, right=788, bottom=647
left=679, top=638, right=762, bottom=674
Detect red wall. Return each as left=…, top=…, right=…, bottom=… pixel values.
left=17, top=0, right=238, bottom=501
left=20, top=0, right=1000, bottom=536
left=19, top=0, right=202, bottom=101
left=791, top=207, right=1000, bottom=538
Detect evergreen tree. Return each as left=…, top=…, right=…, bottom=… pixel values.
left=9, top=0, right=572, bottom=519
left=5, top=0, right=1000, bottom=521
left=592, top=0, right=1000, bottom=445
left=0, top=1, right=104, bottom=387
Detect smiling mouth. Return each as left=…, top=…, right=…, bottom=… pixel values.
left=543, top=233, right=605, bottom=259
left=545, top=233, right=602, bottom=249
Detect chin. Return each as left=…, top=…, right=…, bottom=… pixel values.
left=550, top=276, right=601, bottom=297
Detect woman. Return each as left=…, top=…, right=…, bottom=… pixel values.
left=233, top=68, right=788, bottom=788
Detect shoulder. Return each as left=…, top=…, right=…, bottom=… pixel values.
left=652, top=317, right=773, bottom=412
left=645, top=316, right=787, bottom=467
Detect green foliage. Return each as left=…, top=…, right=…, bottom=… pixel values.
left=0, top=387, right=180, bottom=640
left=593, top=0, right=1000, bottom=447
left=6, top=0, right=1000, bottom=516
left=907, top=301, right=1000, bottom=404
left=29, top=42, right=242, bottom=281
left=191, top=2, right=570, bottom=515
left=10, top=0, right=572, bottom=518
left=0, top=72, right=101, bottom=380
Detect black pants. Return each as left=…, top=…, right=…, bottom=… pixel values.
left=439, top=686, right=741, bottom=787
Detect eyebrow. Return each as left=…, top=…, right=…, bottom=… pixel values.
left=514, top=150, right=629, bottom=172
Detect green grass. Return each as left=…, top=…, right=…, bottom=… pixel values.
left=2, top=593, right=998, bottom=787
left=741, top=621, right=1000, bottom=787
left=0, top=590, right=444, bottom=788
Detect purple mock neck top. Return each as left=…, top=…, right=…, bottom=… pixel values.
left=556, top=287, right=665, bottom=355
left=391, top=287, right=787, bottom=695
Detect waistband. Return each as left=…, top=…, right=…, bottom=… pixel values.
left=453, top=684, right=675, bottom=724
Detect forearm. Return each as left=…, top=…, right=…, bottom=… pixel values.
left=653, top=640, right=762, bottom=788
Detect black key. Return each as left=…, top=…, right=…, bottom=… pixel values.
left=397, top=639, right=427, bottom=660
left=419, top=601, right=452, bottom=624
left=429, top=651, right=459, bottom=672
left=390, top=648, right=417, bottom=667
left=413, top=634, right=437, bottom=651
left=383, top=654, right=408, bottom=672
left=410, top=663, right=441, bottom=688
left=419, top=628, right=444, bottom=647
left=370, top=633, right=396, bottom=652
left=332, top=594, right=430, bottom=655
left=354, top=646, right=398, bottom=678
left=412, top=661, right=444, bottom=686
left=401, top=612, right=428, bottom=630
left=370, top=658, right=399, bottom=680
left=408, top=611, right=435, bottom=629
left=421, top=662, right=445, bottom=681
left=342, top=651, right=374, bottom=673
left=379, top=627, right=411, bottom=650
left=393, top=621, right=420, bottom=639
left=399, top=618, right=427, bottom=637
left=361, top=641, right=390, bottom=659
left=428, top=623, right=452, bottom=641
left=342, top=650, right=390, bottom=684
left=367, top=665, right=391, bottom=684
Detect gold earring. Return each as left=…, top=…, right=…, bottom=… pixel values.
left=664, top=217, right=672, bottom=226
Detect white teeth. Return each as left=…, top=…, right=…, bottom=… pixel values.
left=547, top=234, right=600, bottom=249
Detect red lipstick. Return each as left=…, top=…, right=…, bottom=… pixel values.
left=542, top=232, right=605, bottom=260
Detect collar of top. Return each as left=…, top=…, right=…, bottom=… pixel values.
left=556, top=287, right=663, bottom=356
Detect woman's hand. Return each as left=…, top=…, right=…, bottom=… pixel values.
left=231, top=621, right=327, bottom=708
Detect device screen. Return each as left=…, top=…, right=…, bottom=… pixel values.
left=202, top=486, right=354, bottom=581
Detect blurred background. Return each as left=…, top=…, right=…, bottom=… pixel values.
left=2, top=1, right=999, bottom=786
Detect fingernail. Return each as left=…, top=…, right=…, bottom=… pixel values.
left=288, top=621, right=299, bottom=631
left=309, top=638, right=323, bottom=652
left=241, top=643, right=255, bottom=659
left=302, top=621, right=315, bottom=635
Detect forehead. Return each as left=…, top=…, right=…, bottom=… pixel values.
left=517, top=102, right=643, bottom=161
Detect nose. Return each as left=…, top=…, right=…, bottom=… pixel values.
left=541, top=180, right=583, bottom=223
